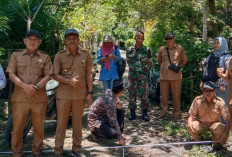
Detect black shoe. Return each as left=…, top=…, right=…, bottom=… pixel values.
left=33, top=154, right=42, bottom=157
left=142, top=109, right=149, bottom=122
left=54, top=153, right=64, bottom=157
left=213, top=143, right=225, bottom=151
left=129, top=109, right=136, bottom=120
left=71, top=151, right=86, bottom=157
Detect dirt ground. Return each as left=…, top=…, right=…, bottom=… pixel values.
left=1, top=50, right=232, bottom=157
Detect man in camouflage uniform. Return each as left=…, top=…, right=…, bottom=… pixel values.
left=126, top=31, right=152, bottom=122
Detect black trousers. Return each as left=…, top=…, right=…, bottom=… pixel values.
left=93, top=108, right=125, bottom=139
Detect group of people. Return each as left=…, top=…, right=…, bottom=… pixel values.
left=5, top=27, right=232, bottom=157
left=187, top=36, right=232, bottom=150
left=90, top=31, right=232, bottom=152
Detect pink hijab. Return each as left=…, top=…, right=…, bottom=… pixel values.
left=101, top=40, right=114, bottom=70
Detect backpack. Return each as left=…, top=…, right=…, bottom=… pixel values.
left=114, top=46, right=126, bottom=78
left=201, top=53, right=230, bottom=83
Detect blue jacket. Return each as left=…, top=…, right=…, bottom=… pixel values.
left=97, top=47, right=121, bottom=81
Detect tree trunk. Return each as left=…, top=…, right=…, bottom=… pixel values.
left=190, top=72, right=193, bottom=103
left=208, top=0, right=218, bottom=37
left=202, top=1, right=208, bottom=42
left=27, top=18, right=32, bottom=31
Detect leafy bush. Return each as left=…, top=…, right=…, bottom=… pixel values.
left=125, top=38, right=134, bottom=48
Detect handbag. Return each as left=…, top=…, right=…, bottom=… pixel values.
left=166, top=47, right=181, bottom=73
left=115, top=46, right=126, bottom=77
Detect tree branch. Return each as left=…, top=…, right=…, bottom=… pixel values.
left=31, top=0, right=45, bottom=22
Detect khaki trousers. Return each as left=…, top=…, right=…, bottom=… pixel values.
left=187, top=120, right=227, bottom=142
left=227, top=82, right=232, bottom=102
left=160, top=80, right=182, bottom=117
left=11, top=101, right=47, bottom=157
left=54, top=99, right=85, bottom=154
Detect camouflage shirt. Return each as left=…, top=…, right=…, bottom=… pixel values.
left=88, top=89, right=122, bottom=138
left=126, top=45, right=152, bottom=74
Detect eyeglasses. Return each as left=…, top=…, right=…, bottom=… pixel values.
left=66, top=36, right=78, bottom=41
left=203, top=89, right=214, bottom=93
left=27, top=37, right=40, bottom=42
left=165, top=37, right=174, bottom=40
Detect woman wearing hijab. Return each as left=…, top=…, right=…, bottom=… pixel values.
left=97, top=35, right=121, bottom=91
left=201, top=37, right=231, bottom=105
left=214, top=37, right=231, bottom=107
left=200, top=37, right=231, bottom=124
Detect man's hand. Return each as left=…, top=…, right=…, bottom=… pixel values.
left=116, top=102, right=122, bottom=109
left=220, top=85, right=226, bottom=92
left=187, top=117, right=194, bottom=131
left=23, top=84, right=37, bottom=98
left=186, top=122, right=194, bottom=131
left=119, top=138, right=125, bottom=146
left=69, top=75, right=79, bottom=87
left=86, top=94, right=92, bottom=107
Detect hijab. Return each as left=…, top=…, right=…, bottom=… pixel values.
left=214, top=37, right=230, bottom=57
left=101, top=36, right=114, bottom=70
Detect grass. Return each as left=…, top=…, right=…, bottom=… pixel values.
left=160, top=120, right=189, bottom=138
left=188, top=145, right=215, bottom=157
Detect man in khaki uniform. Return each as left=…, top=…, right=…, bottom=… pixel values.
left=187, top=81, right=231, bottom=148
left=157, top=32, right=187, bottom=120
left=6, top=30, right=53, bottom=157
left=53, top=29, right=93, bottom=157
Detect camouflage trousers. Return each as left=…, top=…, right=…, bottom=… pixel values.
left=128, top=73, right=149, bottom=110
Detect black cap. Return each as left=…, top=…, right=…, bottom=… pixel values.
left=64, top=28, right=79, bottom=37
left=112, top=78, right=124, bottom=94
left=165, top=31, right=175, bottom=40
left=26, top=30, right=41, bottom=39
left=203, top=81, right=216, bottom=90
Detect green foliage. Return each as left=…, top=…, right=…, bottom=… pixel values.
left=188, top=145, right=215, bottom=157
left=125, top=38, right=134, bottom=48
left=160, top=120, right=189, bottom=138
left=199, top=130, right=212, bottom=140
left=0, top=100, right=8, bottom=128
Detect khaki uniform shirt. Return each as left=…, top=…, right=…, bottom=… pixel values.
left=6, top=49, right=53, bottom=102
left=188, top=95, right=228, bottom=125
left=53, top=48, right=93, bottom=100
left=226, top=57, right=232, bottom=84
left=157, top=44, right=187, bottom=80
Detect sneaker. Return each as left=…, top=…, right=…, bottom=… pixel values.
left=201, top=145, right=213, bottom=153
left=70, top=151, right=86, bottom=157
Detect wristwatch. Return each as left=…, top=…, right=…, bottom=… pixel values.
left=34, top=84, right=40, bottom=91
left=87, top=91, right=93, bottom=95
